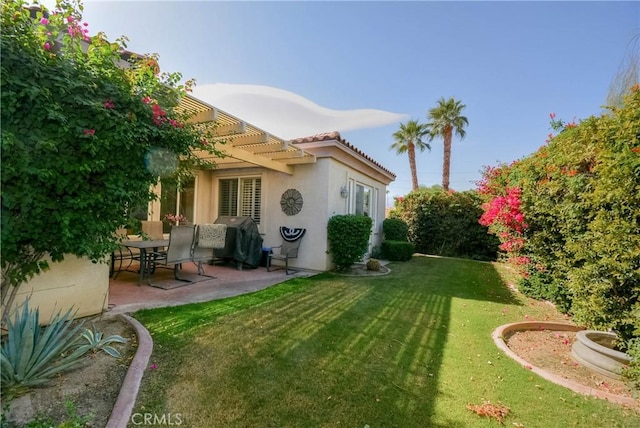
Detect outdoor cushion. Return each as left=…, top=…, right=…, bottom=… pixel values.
left=198, top=224, right=227, bottom=249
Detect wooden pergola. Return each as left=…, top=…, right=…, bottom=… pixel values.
left=178, top=94, right=316, bottom=175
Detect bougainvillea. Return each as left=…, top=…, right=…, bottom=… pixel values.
left=1, top=0, right=222, bottom=319
left=477, top=87, right=640, bottom=345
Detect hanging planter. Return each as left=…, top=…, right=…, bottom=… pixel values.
left=571, top=330, right=632, bottom=380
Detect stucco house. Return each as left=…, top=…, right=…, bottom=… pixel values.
left=9, top=93, right=395, bottom=323
left=153, top=95, right=396, bottom=272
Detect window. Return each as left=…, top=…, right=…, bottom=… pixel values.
left=160, top=177, right=195, bottom=233
left=355, top=184, right=371, bottom=217
left=218, top=177, right=261, bottom=224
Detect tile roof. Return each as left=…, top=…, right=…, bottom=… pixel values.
left=290, top=131, right=396, bottom=179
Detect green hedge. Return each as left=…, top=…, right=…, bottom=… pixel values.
left=478, top=88, right=640, bottom=344
left=381, top=240, right=415, bottom=261
left=392, top=190, right=499, bottom=261
left=327, top=215, right=373, bottom=271
left=382, top=218, right=408, bottom=241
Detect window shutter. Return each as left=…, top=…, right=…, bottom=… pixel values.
left=218, top=179, right=238, bottom=217
left=240, top=178, right=261, bottom=224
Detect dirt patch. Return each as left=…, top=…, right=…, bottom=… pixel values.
left=2, top=314, right=136, bottom=427
left=505, top=328, right=637, bottom=401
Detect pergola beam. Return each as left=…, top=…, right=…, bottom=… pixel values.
left=221, top=145, right=294, bottom=175
left=227, top=132, right=270, bottom=146
left=211, top=121, right=247, bottom=137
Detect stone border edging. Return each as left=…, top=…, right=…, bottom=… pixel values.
left=106, top=314, right=154, bottom=428
left=334, top=265, right=391, bottom=277
left=492, top=321, right=638, bottom=408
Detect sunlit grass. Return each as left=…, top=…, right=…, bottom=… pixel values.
left=133, top=256, right=639, bottom=427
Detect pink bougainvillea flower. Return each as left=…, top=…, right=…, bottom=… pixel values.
left=83, top=129, right=95, bottom=136
left=150, top=363, right=158, bottom=370
left=43, top=42, right=51, bottom=51
left=104, top=100, right=115, bottom=109
left=40, top=17, right=49, bottom=25
left=549, top=112, right=556, bottom=119
left=142, top=96, right=153, bottom=104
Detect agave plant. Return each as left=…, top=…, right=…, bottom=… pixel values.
left=0, top=300, right=87, bottom=400
left=76, top=324, right=127, bottom=358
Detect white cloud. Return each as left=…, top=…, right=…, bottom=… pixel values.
left=191, top=83, right=408, bottom=140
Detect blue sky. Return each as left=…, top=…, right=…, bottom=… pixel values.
left=49, top=1, right=640, bottom=203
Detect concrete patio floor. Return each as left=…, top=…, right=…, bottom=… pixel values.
left=108, top=260, right=317, bottom=315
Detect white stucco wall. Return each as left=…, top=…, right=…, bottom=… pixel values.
left=261, top=158, right=388, bottom=272
left=191, top=152, right=391, bottom=272
left=4, top=255, right=110, bottom=325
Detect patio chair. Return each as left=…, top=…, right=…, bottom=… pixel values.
left=141, top=220, right=164, bottom=240
left=147, top=225, right=196, bottom=284
left=192, top=224, right=227, bottom=276
left=267, top=227, right=306, bottom=275
left=110, top=227, right=140, bottom=279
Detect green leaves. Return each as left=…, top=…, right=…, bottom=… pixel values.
left=1, top=0, right=223, bottom=304
left=393, top=190, right=499, bottom=261
left=76, top=324, right=127, bottom=358
left=327, top=215, right=373, bottom=271
left=479, top=88, right=640, bottom=343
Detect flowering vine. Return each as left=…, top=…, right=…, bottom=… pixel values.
left=479, top=186, right=528, bottom=255
left=1, top=0, right=224, bottom=323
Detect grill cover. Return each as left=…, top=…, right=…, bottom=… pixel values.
left=213, top=216, right=263, bottom=268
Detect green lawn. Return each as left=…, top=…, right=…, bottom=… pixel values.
left=133, top=256, right=639, bottom=427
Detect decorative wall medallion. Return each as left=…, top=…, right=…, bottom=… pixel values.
left=280, top=188, right=303, bottom=216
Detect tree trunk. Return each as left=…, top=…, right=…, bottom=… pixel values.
left=408, top=143, right=418, bottom=191
left=442, top=126, right=452, bottom=192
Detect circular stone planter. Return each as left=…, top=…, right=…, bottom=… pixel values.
left=492, top=321, right=638, bottom=407
left=571, top=330, right=631, bottom=380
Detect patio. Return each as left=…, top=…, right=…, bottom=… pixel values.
left=107, top=260, right=316, bottom=315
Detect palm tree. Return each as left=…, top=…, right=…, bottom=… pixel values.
left=426, top=97, right=468, bottom=192
left=390, top=120, right=431, bottom=191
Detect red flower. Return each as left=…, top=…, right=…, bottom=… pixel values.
left=103, top=100, right=115, bottom=109
left=83, top=129, right=95, bottom=136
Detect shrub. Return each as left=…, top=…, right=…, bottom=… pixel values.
left=381, top=240, right=415, bottom=262
left=478, top=88, right=640, bottom=342
left=393, top=190, right=499, bottom=260
left=622, top=338, right=640, bottom=392
left=366, top=258, right=381, bottom=271
left=327, top=215, right=372, bottom=271
left=1, top=0, right=220, bottom=322
left=382, top=218, right=409, bottom=241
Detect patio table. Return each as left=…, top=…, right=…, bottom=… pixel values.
left=122, top=239, right=169, bottom=286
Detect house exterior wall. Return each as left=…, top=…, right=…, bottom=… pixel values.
left=5, top=255, right=110, bottom=325
left=189, top=154, right=390, bottom=272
